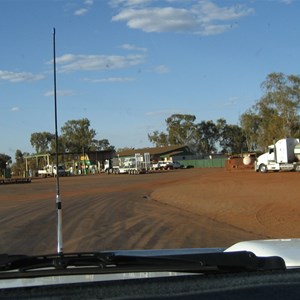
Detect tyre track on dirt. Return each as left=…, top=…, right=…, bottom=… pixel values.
left=0, top=169, right=280, bottom=255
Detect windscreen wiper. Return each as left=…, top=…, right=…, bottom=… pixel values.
left=0, top=251, right=286, bottom=279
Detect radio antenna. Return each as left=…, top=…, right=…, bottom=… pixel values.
left=53, top=28, right=63, bottom=255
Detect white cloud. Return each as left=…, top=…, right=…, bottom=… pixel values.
left=154, top=65, right=169, bottom=74
left=55, top=54, right=76, bottom=64
left=119, top=43, right=147, bottom=52
left=54, top=53, right=146, bottom=73
left=0, top=70, right=45, bottom=82
left=198, top=24, right=234, bottom=36
left=84, top=0, right=94, bottom=5
left=111, top=0, right=254, bottom=35
left=74, top=8, right=89, bottom=16
left=11, top=107, right=20, bottom=112
left=109, top=0, right=153, bottom=8
left=74, top=0, right=94, bottom=16
left=86, top=77, right=136, bottom=83
left=196, top=1, right=253, bottom=22
left=112, top=7, right=196, bottom=32
left=44, top=90, right=76, bottom=97
left=280, top=0, right=294, bottom=4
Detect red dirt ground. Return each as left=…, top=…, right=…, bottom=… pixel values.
left=0, top=168, right=299, bottom=255
left=152, top=168, right=300, bottom=239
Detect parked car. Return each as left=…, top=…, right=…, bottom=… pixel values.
left=152, top=161, right=172, bottom=170
left=172, top=161, right=182, bottom=169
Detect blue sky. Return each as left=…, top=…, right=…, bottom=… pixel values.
left=1, top=0, right=300, bottom=159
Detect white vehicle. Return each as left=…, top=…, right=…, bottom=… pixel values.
left=104, top=154, right=147, bottom=175
left=38, top=164, right=69, bottom=177
left=1, top=239, right=300, bottom=298
left=152, top=161, right=167, bottom=170
left=38, top=165, right=53, bottom=177
left=255, top=138, right=300, bottom=173
left=152, top=160, right=175, bottom=170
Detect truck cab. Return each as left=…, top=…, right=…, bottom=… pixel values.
left=255, top=138, right=300, bottom=173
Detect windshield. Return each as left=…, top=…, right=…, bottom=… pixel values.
left=1, top=0, right=300, bottom=257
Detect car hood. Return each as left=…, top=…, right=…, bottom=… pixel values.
left=225, top=238, right=300, bottom=268
left=0, top=238, right=299, bottom=289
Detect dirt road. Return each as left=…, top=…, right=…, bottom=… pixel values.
left=0, top=168, right=299, bottom=255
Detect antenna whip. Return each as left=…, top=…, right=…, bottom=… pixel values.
left=53, top=28, right=63, bottom=255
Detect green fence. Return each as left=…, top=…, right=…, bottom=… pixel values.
left=179, top=158, right=226, bottom=168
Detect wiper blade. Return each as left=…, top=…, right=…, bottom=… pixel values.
left=114, top=251, right=286, bottom=273
left=0, top=252, right=114, bottom=272
left=0, top=251, right=286, bottom=278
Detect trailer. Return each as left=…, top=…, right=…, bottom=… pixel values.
left=104, top=153, right=149, bottom=175
left=0, top=177, right=31, bottom=184
left=255, top=138, right=300, bottom=173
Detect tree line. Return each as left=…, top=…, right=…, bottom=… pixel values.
left=148, top=72, right=300, bottom=154
left=1, top=118, right=115, bottom=176
left=148, top=115, right=247, bottom=155
left=29, top=118, right=115, bottom=155
left=240, top=72, right=300, bottom=150
left=1, top=72, right=300, bottom=174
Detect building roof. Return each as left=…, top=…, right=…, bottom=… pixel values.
left=116, top=145, right=188, bottom=158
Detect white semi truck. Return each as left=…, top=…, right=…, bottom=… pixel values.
left=255, top=138, right=300, bottom=173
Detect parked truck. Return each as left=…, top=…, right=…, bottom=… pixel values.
left=38, top=164, right=69, bottom=177
left=255, top=138, right=300, bottom=173
left=104, top=153, right=148, bottom=175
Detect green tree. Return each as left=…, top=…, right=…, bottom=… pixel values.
left=240, top=111, right=261, bottom=151
left=15, top=149, right=24, bottom=162
left=166, top=114, right=197, bottom=146
left=147, top=130, right=169, bottom=147
left=30, top=132, right=55, bottom=154
left=11, top=149, right=27, bottom=176
left=91, top=139, right=115, bottom=151
left=50, top=136, right=67, bottom=155
left=148, top=114, right=248, bottom=154
left=0, top=153, right=11, bottom=169
left=148, top=114, right=198, bottom=150
left=117, top=147, right=135, bottom=152
left=240, top=73, right=300, bottom=150
left=60, top=118, right=96, bottom=153
left=217, top=119, right=247, bottom=154
left=196, top=120, right=219, bottom=154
